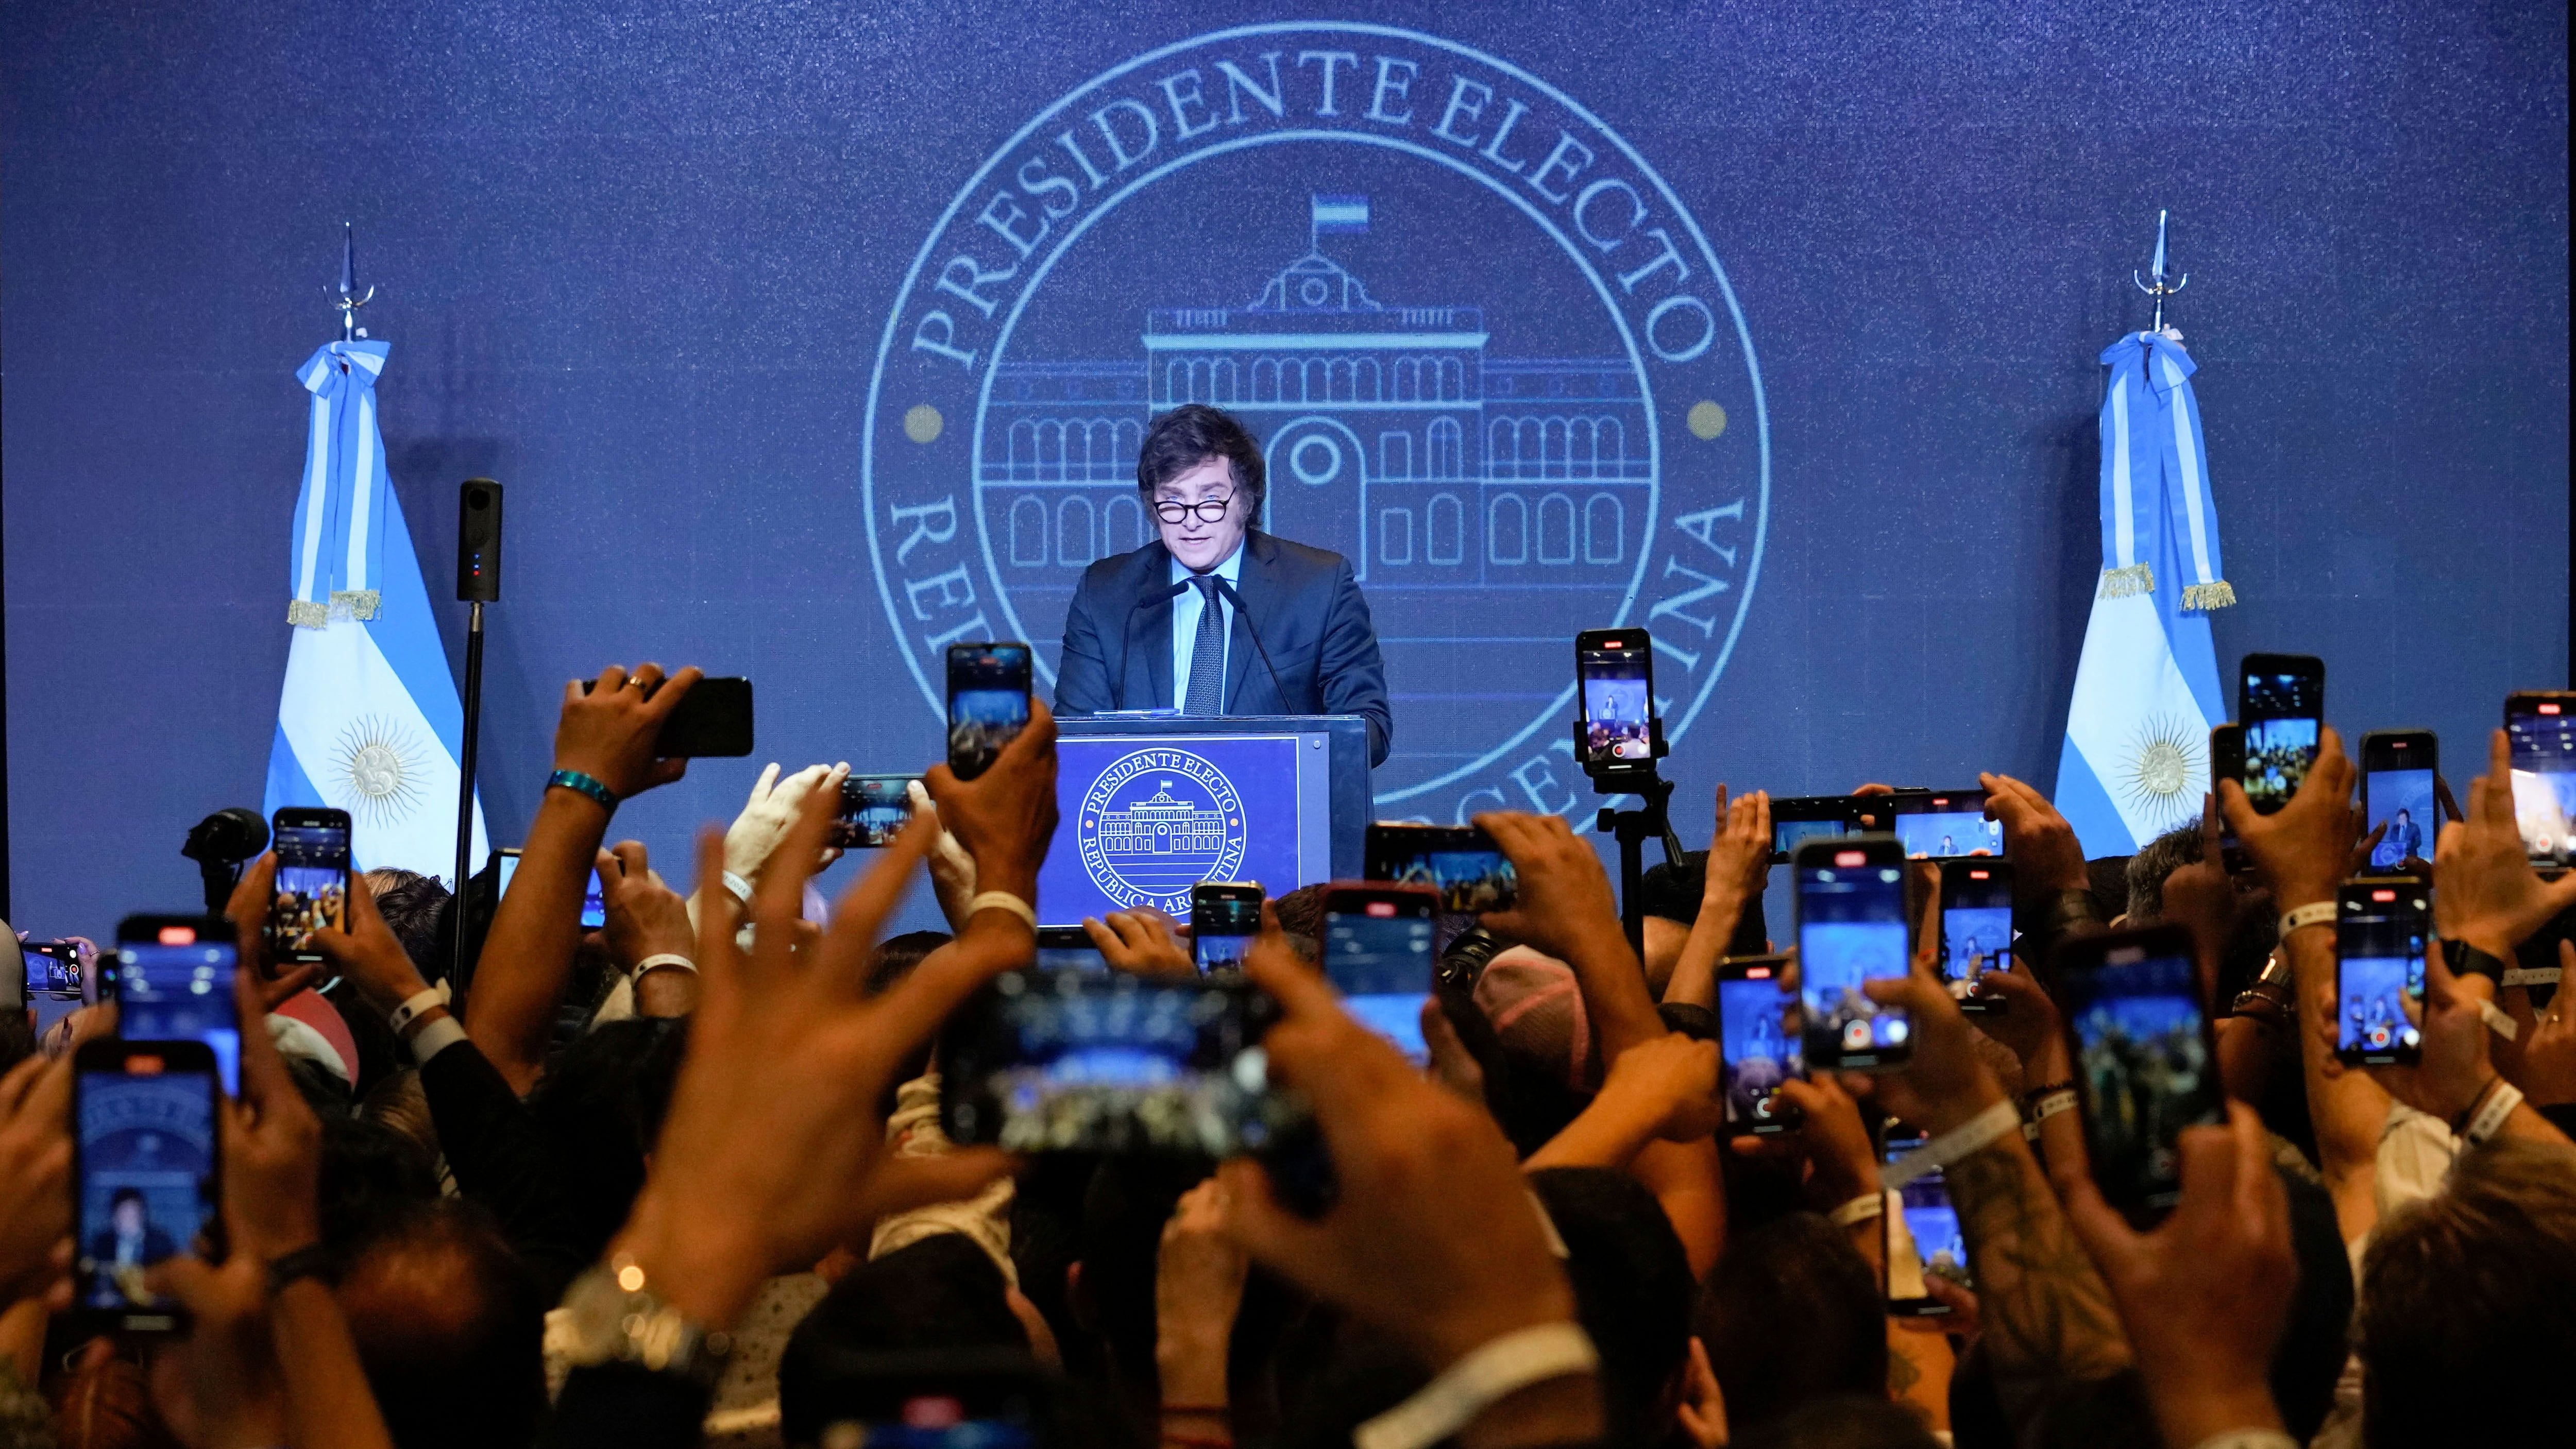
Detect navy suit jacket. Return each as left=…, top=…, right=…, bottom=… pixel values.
left=1055, top=530, right=1392, bottom=766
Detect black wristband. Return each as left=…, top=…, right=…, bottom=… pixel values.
left=264, top=1241, right=334, bottom=1298
left=2444, top=940, right=2509, bottom=982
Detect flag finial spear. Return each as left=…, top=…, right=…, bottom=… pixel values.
left=330, top=221, right=376, bottom=343
left=2132, top=210, right=2188, bottom=335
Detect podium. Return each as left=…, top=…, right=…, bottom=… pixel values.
left=1038, top=713, right=1375, bottom=926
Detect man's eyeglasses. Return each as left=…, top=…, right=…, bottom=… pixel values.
left=1152, top=495, right=1236, bottom=525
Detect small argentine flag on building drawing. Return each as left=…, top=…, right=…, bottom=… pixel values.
left=1310, top=194, right=1369, bottom=239
left=2052, top=329, right=2235, bottom=857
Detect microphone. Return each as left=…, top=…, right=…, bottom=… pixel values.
left=1211, top=576, right=1287, bottom=713
left=181, top=807, right=270, bottom=913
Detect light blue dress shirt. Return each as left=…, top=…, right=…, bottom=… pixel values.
left=1170, top=542, right=1244, bottom=710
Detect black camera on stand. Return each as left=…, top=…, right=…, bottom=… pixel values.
left=1572, top=628, right=1689, bottom=956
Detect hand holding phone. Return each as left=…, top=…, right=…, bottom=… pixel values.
left=1714, top=954, right=1804, bottom=1132
left=114, top=916, right=243, bottom=1094
left=2056, top=925, right=2226, bottom=1222
left=1792, top=837, right=1912, bottom=1070
left=1192, top=882, right=1265, bottom=973
left=268, top=807, right=352, bottom=964
left=1938, top=859, right=2015, bottom=1015
left=2360, top=730, right=2438, bottom=872
left=561, top=662, right=704, bottom=797
left=1320, top=884, right=1437, bottom=1063
left=2236, top=653, right=2324, bottom=815
left=831, top=775, right=921, bottom=848
left=1364, top=823, right=1517, bottom=912
left=2335, top=879, right=2427, bottom=1066
left=2505, top=693, right=2576, bottom=866
left=946, top=643, right=1033, bottom=781
left=72, top=1038, right=221, bottom=1334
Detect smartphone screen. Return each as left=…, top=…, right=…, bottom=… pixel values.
left=2506, top=695, right=2576, bottom=866
left=832, top=774, right=920, bottom=849
left=495, top=848, right=522, bottom=900
left=75, top=1044, right=219, bottom=1330
left=1890, top=791, right=2001, bottom=860
left=1716, top=957, right=1803, bottom=1132
left=2361, top=732, right=2437, bottom=871
left=115, top=924, right=242, bottom=1095
left=1192, top=884, right=1264, bottom=973
left=1768, top=797, right=1856, bottom=864
left=1576, top=630, right=1654, bottom=769
left=1940, top=860, right=2014, bottom=1014
left=1033, top=926, right=1109, bottom=974
left=938, top=969, right=1288, bottom=1155
left=2208, top=724, right=2250, bottom=871
left=1362, top=824, right=1518, bottom=912
left=1794, top=842, right=1911, bottom=1069
left=580, top=867, right=607, bottom=930
left=2336, top=881, right=2427, bottom=1066
left=2238, top=655, right=2324, bottom=815
left=1323, top=889, right=1436, bottom=1063
left=269, top=810, right=351, bottom=963
left=2059, top=929, right=2223, bottom=1218
left=947, top=642, right=1033, bottom=781
left=25, top=942, right=84, bottom=1037
left=1882, top=1124, right=1967, bottom=1315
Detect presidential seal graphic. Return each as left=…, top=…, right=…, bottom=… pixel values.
left=1077, top=749, right=1249, bottom=912
left=866, top=22, right=1769, bottom=826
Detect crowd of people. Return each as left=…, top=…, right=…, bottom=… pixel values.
left=3, top=658, right=2573, bottom=1449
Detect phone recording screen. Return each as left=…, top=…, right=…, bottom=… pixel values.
left=1717, top=970, right=1802, bottom=1126
left=2062, top=944, right=2222, bottom=1213
left=2337, top=885, right=2427, bottom=1063
left=1325, top=899, right=1434, bottom=1062
left=24, top=942, right=79, bottom=995
left=948, top=644, right=1032, bottom=778
left=1891, top=793, right=2001, bottom=859
left=834, top=775, right=919, bottom=848
left=2507, top=701, right=2576, bottom=865
left=2241, top=668, right=2321, bottom=813
left=1579, top=641, right=1653, bottom=765
left=1940, top=867, right=2013, bottom=1000
left=939, top=971, right=1283, bottom=1156
left=1796, top=857, right=1911, bottom=1064
left=116, top=941, right=241, bottom=1094
left=270, top=823, right=349, bottom=953
left=77, top=1064, right=218, bottom=1315
left=1772, top=816, right=1847, bottom=860
left=1193, top=891, right=1263, bottom=971
left=1365, top=828, right=1517, bottom=912
left=1882, top=1128, right=1971, bottom=1296
left=580, top=867, right=607, bottom=930
left=2365, top=768, right=2436, bottom=870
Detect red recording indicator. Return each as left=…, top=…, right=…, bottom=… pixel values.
left=1969, top=869, right=1991, bottom=880
left=2543, top=703, right=2564, bottom=715
left=1602, top=639, right=1625, bottom=648
left=2391, top=740, right=2408, bottom=749
left=129, top=1055, right=165, bottom=1076
left=1834, top=850, right=1868, bottom=867
left=2371, top=889, right=2397, bottom=902
left=156, top=926, right=196, bottom=945
left=1365, top=901, right=1397, bottom=917
left=1746, top=966, right=1771, bottom=978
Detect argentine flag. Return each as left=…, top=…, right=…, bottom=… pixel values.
left=264, top=340, right=488, bottom=881
left=2053, top=330, right=2235, bottom=856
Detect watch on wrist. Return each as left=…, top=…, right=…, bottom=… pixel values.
left=560, top=1256, right=734, bottom=1389
left=264, top=1241, right=334, bottom=1299
left=2444, top=939, right=2508, bottom=982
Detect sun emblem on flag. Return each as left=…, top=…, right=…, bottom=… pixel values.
left=331, top=715, right=428, bottom=827
left=2117, top=714, right=2205, bottom=834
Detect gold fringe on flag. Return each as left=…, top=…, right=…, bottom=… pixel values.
left=2181, top=580, right=2237, bottom=612
left=287, top=599, right=328, bottom=628
left=2097, top=563, right=2155, bottom=599
left=329, top=589, right=383, bottom=621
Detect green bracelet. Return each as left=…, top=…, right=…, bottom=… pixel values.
left=548, top=769, right=619, bottom=813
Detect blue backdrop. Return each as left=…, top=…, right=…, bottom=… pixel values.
left=4, top=0, right=2566, bottom=939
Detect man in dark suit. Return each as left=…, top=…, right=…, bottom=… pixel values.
left=1055, top=404, right=1394, bottom=766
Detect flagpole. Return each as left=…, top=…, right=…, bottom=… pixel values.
left=2132, top=210, right=2188, bottom=333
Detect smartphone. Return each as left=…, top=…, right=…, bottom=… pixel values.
left=114, top=917, right=242, bottom=1095
left=2335, top=879, right=2428, bottom=1067
left=1889, top=790, right=2001, bottom=860
left=267, top=807, right=351, bottom=964
left=2056, top=924, right=2225, bottom=1221
left=2359, top=730, right=2438, bottom=872
left=576, top=675, right=755, bottom=757
left=580, top=866, right=607, bottom=930
left=2237, top=654, right=2324, bottom=815
left=2505, top=692, right=2576, bottom=867
left=939, top=969, right=1293, bottom=1155
left=1320, top=884, right=1438, bottom=1063
left=1362, top=823, right=1518, bottom=912
left=1192, top=881, right=1264, bottom=973
left=1768, top=796, right=1858, bottom=865
left=1575, top=627, right=1656, bottom=771
left=832, top=774, right=920, bottom=849
left=494, top=847, right=522, bottom=900
left=1792, top=836, right=1912, bottom=1070
left=1715, top=954, right=1804, bottom=1134
left=1882, top=1122, right=1967, bottom=1317
left=2208, top=724, right=2251, bottom=873
left=1033, top=925, right=1108, bottom=974
left=24, top=941, right=85, bottom=1037
left=1939, top=859, right=2014, bottom=1015
left=71, top=1038, right=221, bottom=1335
left=947, top=642, right=1033, bottom=781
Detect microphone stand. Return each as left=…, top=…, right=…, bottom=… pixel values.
left=450, top=601, right=484, bottom=983
left=451, top=480, right=502, bottom=993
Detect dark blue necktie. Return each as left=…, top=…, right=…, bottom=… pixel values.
left=1184, top=575, right=1226, bottom=714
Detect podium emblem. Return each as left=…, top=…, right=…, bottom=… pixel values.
left=1076, top=748, right=1249, bottom=912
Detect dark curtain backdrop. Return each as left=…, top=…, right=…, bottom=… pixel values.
left=5, top=0, right=2565, bottom=938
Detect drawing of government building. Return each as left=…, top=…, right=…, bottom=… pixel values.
left=981, top=217, right=1653, bottom=616
left=1097, top=783, right=1230, bottom=857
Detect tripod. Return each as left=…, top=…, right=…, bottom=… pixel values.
left=1580, top=721, right=1689, bottom=957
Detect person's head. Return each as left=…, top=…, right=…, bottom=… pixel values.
left=2124, top=824, right=2204, bottom=922
left=363, top=868, right=450, bottom=977
left=1696, top=1211, right=1886, bottom=1433
left=334, top=1200, right=544, bottom=1449
left=2394, top=807, right=2411, bottom=826
left=1271, top=883, right=1326, bottom=963
left=781, top=1235, right=1032, bottom=1444
left=1138, top=404, right=1262, bottom=571
left=110, top=1187, right=146, bottom=1233
left=2359, top=1135, right=2576, bottom=1447
left=1528, top=1168, right=1694, bottom=1446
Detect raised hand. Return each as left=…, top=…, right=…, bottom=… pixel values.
left=2217, top=725, right=2358, bottom=916
left=1848, top=868, right=2012, bottom=1135
left=2157, top=795, right=2241, bottom=1004
left=2434, top=729, right=2576, bottom=959
left=1980, top=773, right=2089, bottom=896
left=218, top=855, right=326, bottom=1003
left=304, top=868, right=432, bottom=1012
left=1700, top=786, right=1771, bottom=924
left=2365, top=946, right=2500, bottom=1122
left=2511, top=942, right=2576, bottom=1106
left=0, top=1053, right=71, bottom=1310
left=1474, top=810, right=1662, bottom=1060
left=1725, top=1073, right=1878, bottom=1209
left=1084, top=909, right=1197, bottom=979
left=922, top=698, right=1061, bottom=905
left=724, top=762, right=849, bottom=888
left=218, top=964, right=326, bottom=1266
left=555, top=662, right=702, bottom=800
left=597, top=842, right=697, bottom=971
left=1155, top=1178, right=1249, bottom=1413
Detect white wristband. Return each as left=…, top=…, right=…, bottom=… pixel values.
left=1880, top=1098, right=2022, bottom=1190
left=386, top=982, right=451, bottom=1035
left=2479, top=998, right=2520, bottom=1042
left=721, top=871, right=755, bottom=906
left=2185, top=1431, right=2299, bottom=1449
left=965, top=891, right=1038, bottom=929
left=408, top=1014, right=469, bottom=1065
left=2277, top=900, right=2337, bottom=939
left=2021, top=1088, right=2079, bottom=1140
left=2465, top=1080, right=2526, bottom=1145
left=632, top=953, right=697, bottom=979
left=1828, top=1191, right=1885, bottom=1227
left=1353, top=1322, right=1600, bottom=1449
left=2502, top=965, right=2562, bottom=988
